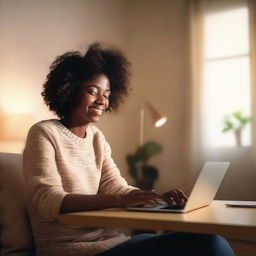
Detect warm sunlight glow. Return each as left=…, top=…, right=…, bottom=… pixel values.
left=202, top=57, right=251, bottom=147
left=0, top=77, right=34, bottom=114
left=1, top=96, right=33, bottom=114
left=0, top=113, right=33, bottom=140
left=204, top=7, right=249, bottom=59
left=202, top=6, right=251, bottom=147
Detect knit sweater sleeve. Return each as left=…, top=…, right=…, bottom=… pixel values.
left=23, top=124, right=67, bottom=220
left=99, top=139, right=137, bottom=195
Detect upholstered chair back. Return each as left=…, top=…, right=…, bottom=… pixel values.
left=0, top=152, right=35, bottom=256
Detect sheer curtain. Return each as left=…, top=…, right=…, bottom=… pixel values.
left=189, top=0, right=204, bottom=170
left=249, top=0, right=256, bottom=146
left=189, top=0, right=256, bottom=200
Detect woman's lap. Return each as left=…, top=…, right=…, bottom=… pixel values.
left=98, top=232, right=235, bottom=256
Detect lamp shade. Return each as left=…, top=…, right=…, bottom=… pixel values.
left=139, top=102, right=167, bottom=146
left=146, top=102, right=167, bottom=127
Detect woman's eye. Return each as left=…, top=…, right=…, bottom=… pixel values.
left=88, top=90, right=97, bottom=95
left=104, top=94, right=110, bottom=99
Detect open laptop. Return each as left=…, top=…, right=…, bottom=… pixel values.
left=127, top=162, right=230, bottom=213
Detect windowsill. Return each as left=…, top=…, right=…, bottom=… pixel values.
left=201, top=145, right=256, bottom=161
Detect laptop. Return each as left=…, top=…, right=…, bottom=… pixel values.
left=127, top=162, right=230, bottom=213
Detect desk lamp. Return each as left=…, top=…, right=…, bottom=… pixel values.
left=139, top=102, right=167, bottom=146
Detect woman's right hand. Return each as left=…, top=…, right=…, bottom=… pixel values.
left=118, top=189, right=160, bottom=207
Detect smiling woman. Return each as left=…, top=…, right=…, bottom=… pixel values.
left=23, top=42, right=234, bottom=256
left=41, top=43, right=130, bottom=120
left=62, top=74, right=111, bottom=137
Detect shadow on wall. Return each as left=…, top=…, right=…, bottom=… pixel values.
left=203, top=147, right=256, bottom=201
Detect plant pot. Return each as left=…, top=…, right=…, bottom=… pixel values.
left=234, top=129, right=242, bottom=147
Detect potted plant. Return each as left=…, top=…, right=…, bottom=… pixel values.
left=126, top=141, right=162, bottom=190
left=222, top=111, right=251, bottom=147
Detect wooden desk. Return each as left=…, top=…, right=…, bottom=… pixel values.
left=58, top=200, right=256, bottom=240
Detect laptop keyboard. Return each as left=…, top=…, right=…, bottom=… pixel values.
left=161, top=205, right=185, bottom=210
left=139, top=204, right=185, bottom=210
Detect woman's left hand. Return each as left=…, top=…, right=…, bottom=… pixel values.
left=161, top=189, right=188, bottom=206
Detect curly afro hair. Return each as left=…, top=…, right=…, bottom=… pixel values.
left=42, top=42, right=131, bottom=119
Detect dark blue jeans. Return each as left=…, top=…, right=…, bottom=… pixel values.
left=98, top=232, right=235, bottom=256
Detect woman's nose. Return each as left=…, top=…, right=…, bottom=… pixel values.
left=95, top=94, right=105, bottom=104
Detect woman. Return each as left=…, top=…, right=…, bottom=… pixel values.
left=23, top=43, right=234, bottom=256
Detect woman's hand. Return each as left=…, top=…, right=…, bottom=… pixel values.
left=161, top=189, right=188, bottom=207
left=60, top=189, right=187, bottom=213
left=60, top=190, right=160, bottom=213
left=119, top=189, right=161, bottom=207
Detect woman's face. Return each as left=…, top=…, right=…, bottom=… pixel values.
left=70, top=74, right=110, bottom=125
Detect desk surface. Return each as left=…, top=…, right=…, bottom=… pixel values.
left=58, top=201, right=256, bottom=239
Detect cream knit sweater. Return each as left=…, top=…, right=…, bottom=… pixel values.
left=23, top=119, right=136, bottom=256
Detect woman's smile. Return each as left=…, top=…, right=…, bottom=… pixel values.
left=88, top=105, right=105, bottom=116
left=68, top=73, right=110, bottom=126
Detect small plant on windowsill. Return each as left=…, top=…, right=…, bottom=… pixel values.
left=126, top=141, right=162, bottom=190
left=222, top=111, right=251, bottom=147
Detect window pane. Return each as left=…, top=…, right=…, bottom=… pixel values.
left=202, top=57, right=251, bottom=147
left=203, top=7, right=249, bottom=59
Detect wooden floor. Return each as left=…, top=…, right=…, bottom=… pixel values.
left=227, top=238, right=256, bottom=256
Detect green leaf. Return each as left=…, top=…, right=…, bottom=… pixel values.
left=222, top=119, right=233, bottom=132
left=240, top=117, right=250, bottom=125
left=128, top=141, right=162, bottom=163
left=222, top=111, right=251, bottom=132
left=222, top=127, right=232, bottom=132
left=232, top=111, right=242, bottom=119
left=138, top=141, right=162, bottom=162
left=232, top=111, right=250, bottom=125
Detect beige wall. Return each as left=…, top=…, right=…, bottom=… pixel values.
left=0, top=0, right=127, bottom=119
left=113, top=0, right=192, bottom=192
left=0, top=0, right=193, bottom=194
left=0, top=0, right=129, bottom=149
left=1, top=0, right=253, bottom=199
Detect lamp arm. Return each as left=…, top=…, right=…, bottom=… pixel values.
left=139, top=106, right=144, bottom=147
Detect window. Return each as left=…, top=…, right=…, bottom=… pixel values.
left=201, top=5, right=251, bottom=147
